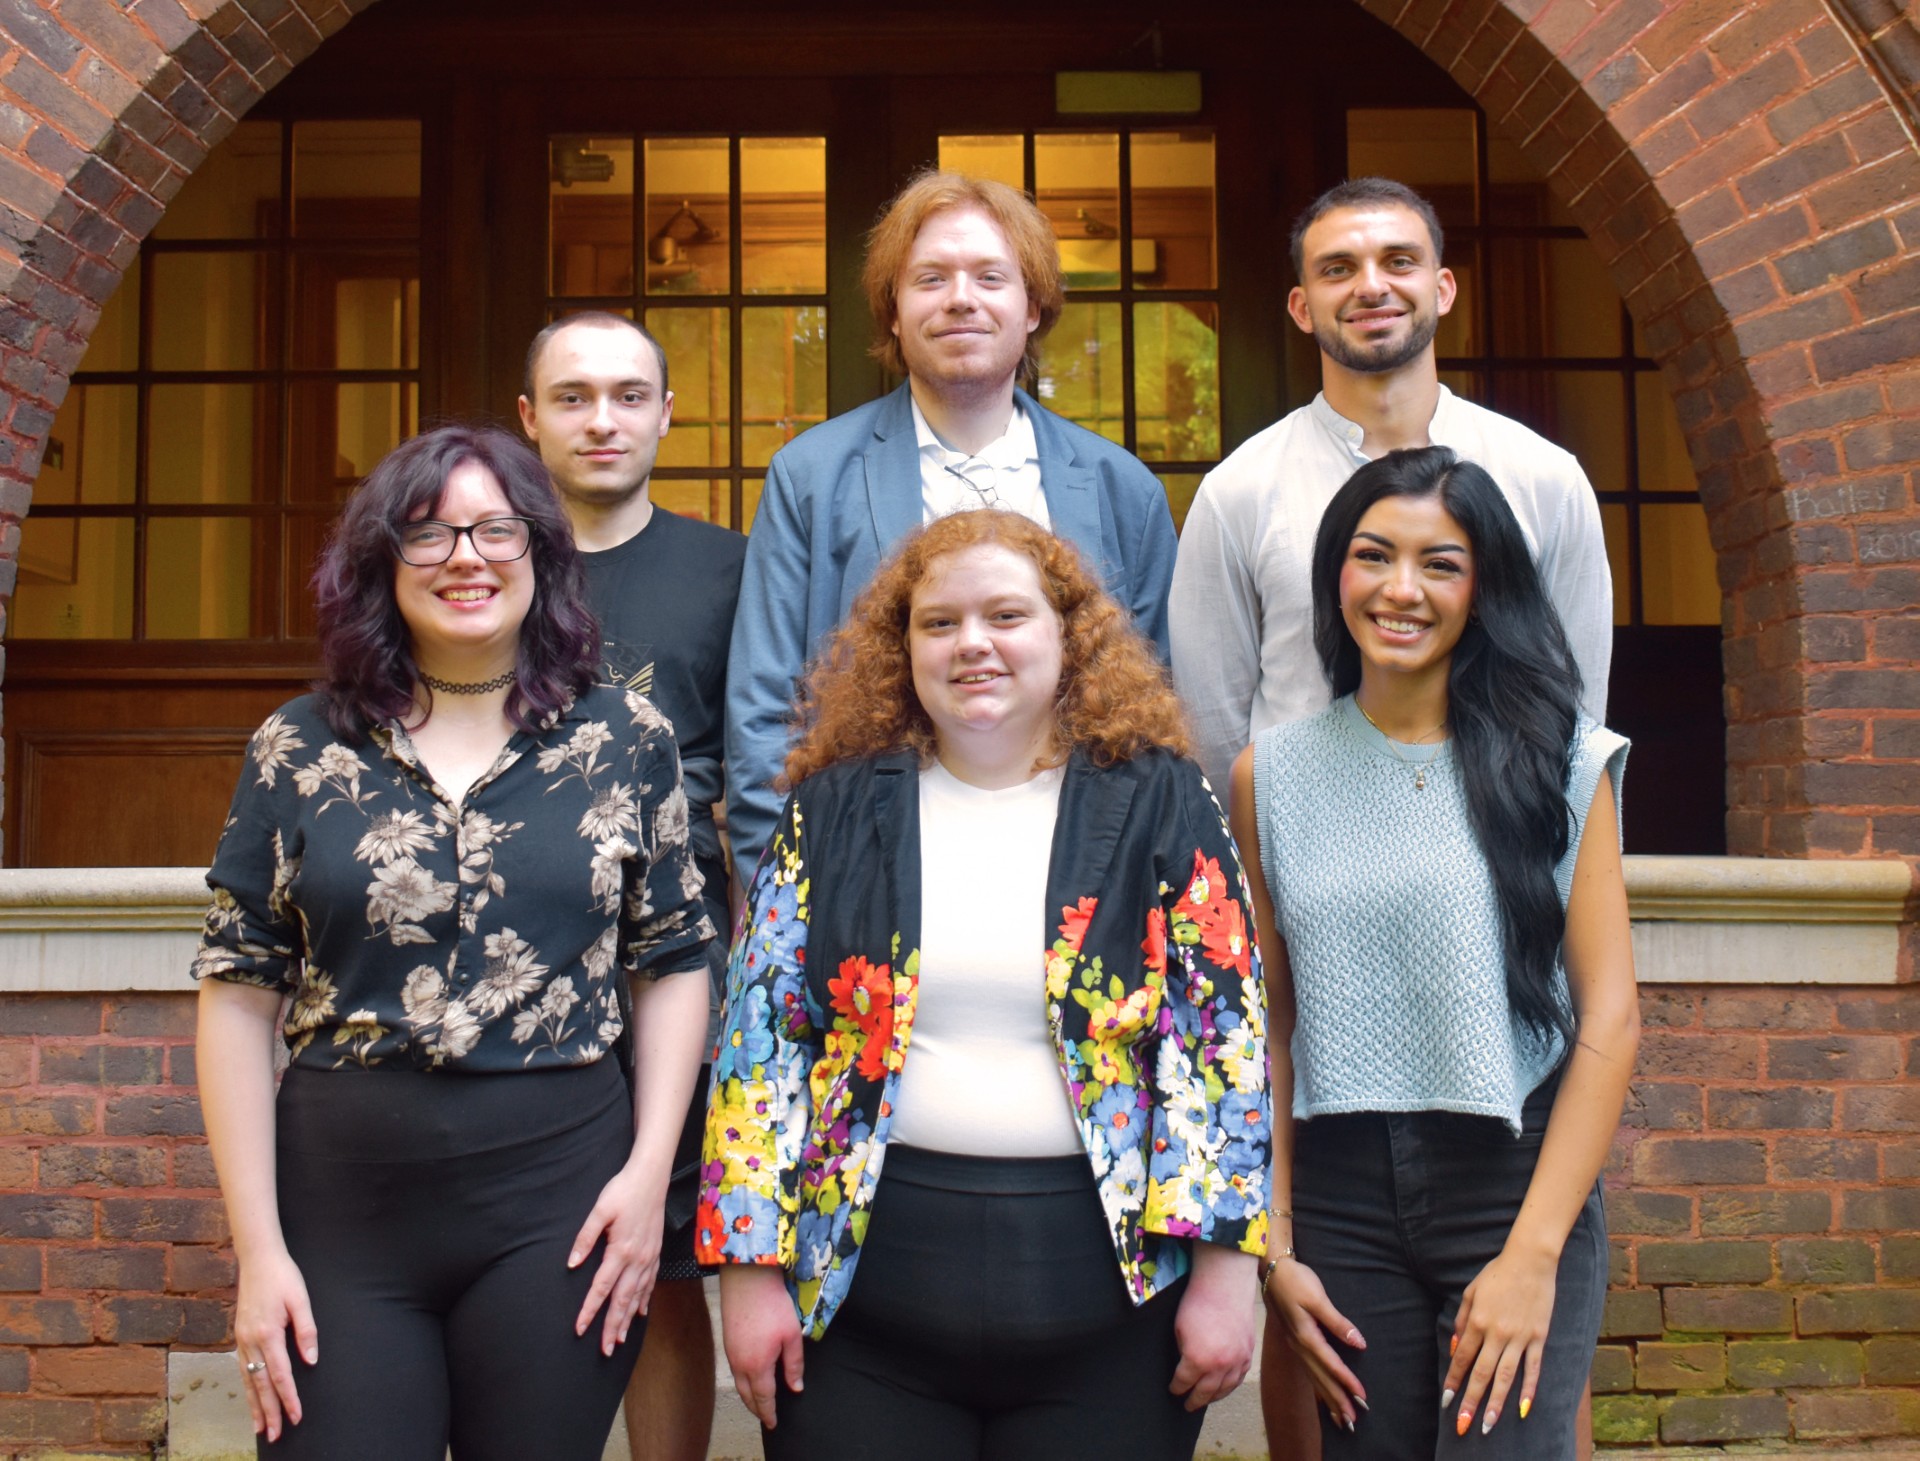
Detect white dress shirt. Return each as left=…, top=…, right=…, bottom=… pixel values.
left=912, top=393, right=1050, bottom=528
left=1168, top=387, right=1614, bottom=790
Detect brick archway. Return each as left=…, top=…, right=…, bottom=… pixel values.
left=0, top=0, right=1917, bottom=863
left=1350, top=0, right=1920, bottom=864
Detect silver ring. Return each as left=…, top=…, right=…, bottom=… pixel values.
left=243, top=1360, right=266, bottom=1375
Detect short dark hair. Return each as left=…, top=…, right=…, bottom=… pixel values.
left=312, top=424, right=599, bottom=742
left=1289, top=177, right=1446, bottom=281
left=1310, top=445, right=1581, bottom=1048
left=522, top=311, right=669, bottom=400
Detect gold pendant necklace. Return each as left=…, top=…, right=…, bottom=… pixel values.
left=1355, top=700, right=1448, bottom=791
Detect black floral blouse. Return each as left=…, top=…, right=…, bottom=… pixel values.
left=193, top=685, right=715, bottom=1072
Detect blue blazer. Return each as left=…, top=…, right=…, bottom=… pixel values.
left=724, top=382, right=1178, bottom=870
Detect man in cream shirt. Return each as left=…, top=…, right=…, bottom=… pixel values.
left=1169, top=177, right=1612, bottom=793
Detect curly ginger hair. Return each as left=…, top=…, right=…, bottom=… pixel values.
left=783, top=510, right=1189, bottom=788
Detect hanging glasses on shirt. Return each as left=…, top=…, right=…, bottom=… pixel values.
left=940, top=458, right=1008, bottom=512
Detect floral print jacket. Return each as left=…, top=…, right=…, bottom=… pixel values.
left=193, top=687, right=713, bottom=1071
left=698, top=746, right=1270, bottom=1337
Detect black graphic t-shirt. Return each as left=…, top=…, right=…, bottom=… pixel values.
left=579, top=507, right=746, bottom=1002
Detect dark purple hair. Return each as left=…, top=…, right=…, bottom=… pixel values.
left=312, top=424, right=599, bottom=742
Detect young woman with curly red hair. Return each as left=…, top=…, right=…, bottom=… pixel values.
left=699, top=509, right=1272, bottom=1461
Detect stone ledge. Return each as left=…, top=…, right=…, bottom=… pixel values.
left=0, top=858, right=1912, bottom=991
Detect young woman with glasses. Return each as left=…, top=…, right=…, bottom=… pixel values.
left=193, top=424, right=714, bottom=1458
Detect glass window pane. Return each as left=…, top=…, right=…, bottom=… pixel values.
left=40, top=384, right=136, bottom=507
left=1134, top=300, right=1219, bottom=463
left=1490, top=239, right=1621, bottom=358
left=939, top=135, right=1024, bottom=188
left=149, top=252, right=276, bottom=371
left=1490, top=370, right=1626, bottom=494
left=1637, top=370, right=1699, bottom=495
left=291, top=254, right=420, bottom=369
left=1600, top=503, right=1631, bottom=627
left=652, top=478, right=733, bottom=528
left=12, top=517, right=134, bottom=637
left=1438, top=368, right=1483, bottom=404
left=146, top=516, right=258, bottom=638
left=1035, top=302, right=1122, bottom=445
left=742, top=137, right=825, bottom=295
left=83, top=267, right=140, bottom=372
left=289, top=381, right=416, bottom=503
left=1347, top=110, right=1478, bottom=229
left=284, top=512, right=337, bottom=639
left=741, top=476, right=765, bottom=534
left=1131, top=131, right=1214, bottom=290
left=741, top=306, right=826, bottom=466
left=1160, top=472, right=1205, bottom=534
left=1488, top=135, right=1577, bottom=225
left=647, top=307, right=731, bottom=467
left=1641, top=502, right=1720, bottom=626
left=550, top=135, right=634, bottom=297
left=292, top=120, right=421, bottom=239
left=149, top=384, right=270, bottom=505
left=154, top=119, right=281, bottom=240
left=645, top=138, right=730, bottom=296
left=1037, top=133, right=1120, bottom=291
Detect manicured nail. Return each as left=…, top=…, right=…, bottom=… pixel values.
left=1347, top=1328, right=1363, bottom=1347
left=1441, top=1388, right=1455, bottom=1409
left=1520, top=1397, right=1531, bottom=1420
left=1483, top=1409, right=1498, bottom=1434
left=1346, top=1417, right=1356, bottom=1433
left=1449, top=1334, right=1458, bottom=1356
left=1355, top=1395, right=1370, bottom=1412
left=1456, top=1410, right=1471, bottom=1437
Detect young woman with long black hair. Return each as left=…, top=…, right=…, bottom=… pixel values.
left=1230, top=444, right=1638, bottom=1459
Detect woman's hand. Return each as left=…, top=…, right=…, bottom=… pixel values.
left=232, top=1246, right=317, bottom=1443
left=719, top=1264, right=805, bottom=1429
left=1264, top=1256, right=1368, bottom=1431
left=1170, top=1244, right=1260, bottom=1411
left=569, top=1157, right=668, bottom=1355
left=1441, top=1244, right=1558, bottom=1437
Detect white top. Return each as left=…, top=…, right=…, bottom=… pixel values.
left=892, top=761, right=1081, bottom=1156
left=1167, top=388, right=1614, bottom=789
left=912, top=394, right=1051, bottom=528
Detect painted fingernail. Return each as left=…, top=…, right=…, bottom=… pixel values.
left=1520, top=1397, right=1531, bottom=1420
left=1346, top=1328, right=1363, bottom=1346
left=1441, top=1388, right=1455, bottom=1409
left=1483, top=1409, right=1498, bottom=1434
left=1355, top=1395, right=1370, bottom=1412
left=1456, top=1410, right=1471, bottom=1437
left=1449, top=1334, right=1458, bottom=1356
left=1346, top=1417, right=1356, bottom=1433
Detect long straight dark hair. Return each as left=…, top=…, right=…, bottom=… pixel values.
left=311, top=425, right=599, bottom=743
left=1310, top=445, right=1584, bottom=1045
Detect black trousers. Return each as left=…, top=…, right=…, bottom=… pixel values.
left=266, top=1060, right=641, bottom=1460
left=1293, top=1081, right=1608, bottom=1461
left=765, top=1145, right=1206, bottom=1461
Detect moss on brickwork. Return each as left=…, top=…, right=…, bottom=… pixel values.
left=1594, top=1394, right=1662, bottom=1444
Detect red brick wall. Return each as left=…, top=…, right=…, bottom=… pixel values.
left=1599, top=984, right=1920, bottom=1447
left=0, top=992, right=223, bottom=1452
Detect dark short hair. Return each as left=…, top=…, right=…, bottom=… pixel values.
left=522, top=311, right=669, bottom=400
left=1310, top=445, right=1581, bottom=1048
left=312, top=424, right=599, bottom=742
left=860, top=170, right=1064, bottom=388
left=1289, top=177, right=1446, bottom=281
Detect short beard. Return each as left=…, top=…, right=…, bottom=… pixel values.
left=1317, top=307, right=1440, bottom=375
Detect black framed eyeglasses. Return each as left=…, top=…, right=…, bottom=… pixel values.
left=396, top=516, right=534, bottom=566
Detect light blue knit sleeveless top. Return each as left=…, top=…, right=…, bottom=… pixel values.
left=1253, top=695, right=1628, bottom=1132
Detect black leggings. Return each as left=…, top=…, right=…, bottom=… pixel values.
left=266, top=1061, right=640, bottom=1460
left=764, top=1145, right=1205, bottom=1461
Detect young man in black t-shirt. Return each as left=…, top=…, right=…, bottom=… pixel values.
left=520, top=312, right=744, bottom=1461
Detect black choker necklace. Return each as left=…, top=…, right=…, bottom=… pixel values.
left=420, top=669, right=515, bottom=695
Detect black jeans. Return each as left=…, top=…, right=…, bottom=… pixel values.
left=1292, top=1082, right=1606, bottom=1461
left=765, top=1145, right=1207, bottom=1461
left=267, top=1061, right=641, bottom=1460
